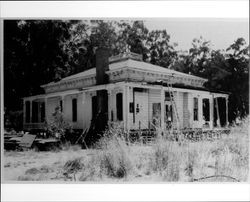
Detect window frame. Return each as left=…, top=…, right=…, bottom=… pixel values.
left=72, top=98, right=77, bottom=122
left=193, top=97, right=199, bottom=121
left=116, top=92, right=123, bottom=121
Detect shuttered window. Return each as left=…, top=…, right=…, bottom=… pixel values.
left=116, top=93, right=123, bottom=121
left=193, top=97, right=199, bottom=121
left=202, top=98, right=210, bottom=121
left=72, top=98, right=77, bottom=122
left=60, top=100, right=63, bottom=112
left=32, top=101, right=39, bottom=123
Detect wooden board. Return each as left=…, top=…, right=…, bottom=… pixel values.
left=19, top=134, right=36, bottom=148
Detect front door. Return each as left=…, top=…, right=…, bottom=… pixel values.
left=133, top=91, right=149, bottom=129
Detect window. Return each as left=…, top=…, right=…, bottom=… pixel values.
left=193, top=97, right=199, bottom=121
left=25, top=101, right=30, bottom=123
left=60, top=100, right=63, bottom=112
left=116, top=93, right=123, bottom=121
left=32, top=101, right=39, bottom=123
left=72, top=98, right=77, bottom=122
left=202, top=99, right=210, bottom=121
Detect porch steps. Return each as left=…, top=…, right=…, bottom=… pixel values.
left=128, top=129, right=157, bottom=143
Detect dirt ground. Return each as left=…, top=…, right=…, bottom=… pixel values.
left=3, top=148, right=92, bottom=181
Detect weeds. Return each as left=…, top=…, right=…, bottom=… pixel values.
left=97, top=132, right=133, bottom=179
left=5, top=117, right=249, bottom=182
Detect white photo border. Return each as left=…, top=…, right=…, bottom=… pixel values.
left=1, top=1, right=249, bottom=202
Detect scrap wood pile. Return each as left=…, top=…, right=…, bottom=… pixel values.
left=4, top=131, right=60, bottom=151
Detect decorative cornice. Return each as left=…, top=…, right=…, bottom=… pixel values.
left=43, top=65, right=207, bottom=93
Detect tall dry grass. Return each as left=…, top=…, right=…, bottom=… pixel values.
left=10, top=117, right=249, bottom=182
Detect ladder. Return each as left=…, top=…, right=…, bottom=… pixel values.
left=167, top=83, right=181, bottom=133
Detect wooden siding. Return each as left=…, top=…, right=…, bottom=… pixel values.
left=183, top=92, right=190, bottom=128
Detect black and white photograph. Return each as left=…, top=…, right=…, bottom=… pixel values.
left=1, top=0, right=249, bottom=201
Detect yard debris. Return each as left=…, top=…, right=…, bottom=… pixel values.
left=19, top=134, right=37, bottom=148
left=4, top=132, right=61, bottom=151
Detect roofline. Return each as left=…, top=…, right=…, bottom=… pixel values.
left=41, top=58, right=208, bottom=88
left=136, top=59, right=208, bottom=82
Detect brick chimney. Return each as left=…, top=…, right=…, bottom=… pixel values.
left=96, top=47, right=109, bottom=85
left=94, top=47, right=109, bottom=134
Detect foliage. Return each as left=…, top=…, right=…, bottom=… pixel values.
left=171, top=36, right=249, bottom=121
left=45, top=106, right=72, bottom=140
left=4, top=117, right=249, bottom=182
left=4, top=110, right=23, bottom=131
left=4, top=20, right=73, bottom=111
left=4, top=20, right=249, bottom=124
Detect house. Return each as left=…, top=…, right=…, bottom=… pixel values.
left=22, top=48, right=229, bottom=133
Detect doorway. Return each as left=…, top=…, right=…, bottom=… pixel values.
left=133, top=90, right=149, bottom=129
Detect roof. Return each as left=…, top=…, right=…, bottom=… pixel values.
left=43, top=68, right=96, bottom=86
left=42, top=56, right=207, bottom=87
left=108, top=59, right=207, bottom=81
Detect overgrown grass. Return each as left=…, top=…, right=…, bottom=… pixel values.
left=4, top=117, right=249, bottom=182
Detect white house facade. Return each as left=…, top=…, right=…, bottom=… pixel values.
left=22, top=51, right=229, bottom=133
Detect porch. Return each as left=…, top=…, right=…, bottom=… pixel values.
left=82, top=81, right=229, bottom=132
left=22, top=81, right=229, bottom=133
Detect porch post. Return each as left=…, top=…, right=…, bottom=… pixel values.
left=122, top=85, right=127, bottom=130
left=210, top=94, right=214, bottom=129
left=108, top=89, right=112, bottom=122
left=215, top=97, right=221, bottom=127
left=226, top=96, right=229, bottom=127
left=37, top=101, right=41, bottom=123
left=113, top=91, right=117, bottom=122
left=23, top=100, right=26, bottom=126
left=44, top=97, right=48, bottom=122
left=122, top=85, right=128, bottom=131
left=127, top=86, right=130, bottom=131
left=160, top=88, right=165, bottom=132
left=30, top=99, right=33, bottom=123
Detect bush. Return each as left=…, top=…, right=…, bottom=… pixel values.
left=45, top=106, right=72, bottom=141
left=4, top=110, right=23, bottom=131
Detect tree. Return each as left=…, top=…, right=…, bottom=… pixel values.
left=146, top=30, right=177, bottom=67
left=223, top=38, right=249, bottom=120
left=4, top=20, right=72, bottom=112
left=172, top=36, right=249, bottom=122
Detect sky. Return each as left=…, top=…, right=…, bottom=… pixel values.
left=144, top=18, right=249, bottom=51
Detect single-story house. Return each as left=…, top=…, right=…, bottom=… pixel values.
left=22, top=49, right=229, bottom=133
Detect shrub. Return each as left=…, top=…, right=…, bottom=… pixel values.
left=45, top=106, right=72, bottom=141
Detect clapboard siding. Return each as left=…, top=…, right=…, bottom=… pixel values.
left=183, top=92, right=189, bottom=128
left=171, top=92, right=184, bottom=128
